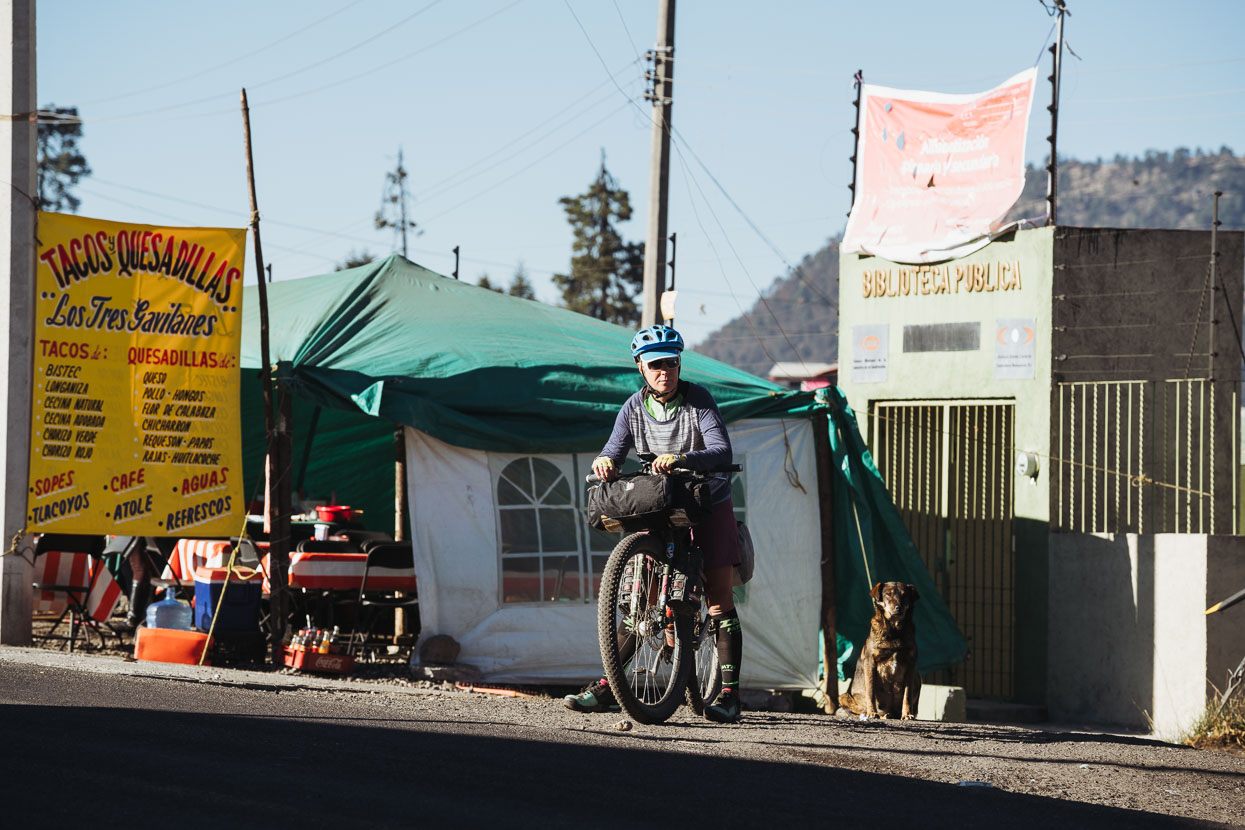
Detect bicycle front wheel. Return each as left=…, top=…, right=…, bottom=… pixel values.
left=598, top=533, right=694, bottom=724
left=684, top=603, right=722, bottom=715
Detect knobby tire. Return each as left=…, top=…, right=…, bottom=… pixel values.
left=598, top=533, right=693, bottom=724
left=685, top=603, right=722, bottom=715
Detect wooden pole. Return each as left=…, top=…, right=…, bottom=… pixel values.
left=393, top=426, right=409, bottom=638
left=813, top=409, right=837, bottom=711
left=241, top=88, right=289, bottom=661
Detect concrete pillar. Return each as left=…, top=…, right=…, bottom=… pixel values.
left=0, top=0, right=36, bottom=646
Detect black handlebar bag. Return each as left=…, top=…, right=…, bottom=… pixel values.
left=589, top=473, right=715, bottom=532
left=588, top=474, right=673, bottom=532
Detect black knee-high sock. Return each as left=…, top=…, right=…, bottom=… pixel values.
left=713, top=609, right=742, bottom=695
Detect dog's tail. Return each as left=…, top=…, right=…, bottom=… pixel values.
left=838, top=692, right=860, bottom=714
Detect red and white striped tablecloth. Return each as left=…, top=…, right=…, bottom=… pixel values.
left=33, top=551, right=122, bottom=622
left=161, top=539, right=232, bottom=583
left=260, top=551, right=417, bottom=593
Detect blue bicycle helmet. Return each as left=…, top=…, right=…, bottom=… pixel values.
left=630, top=324, right=685, bottom=363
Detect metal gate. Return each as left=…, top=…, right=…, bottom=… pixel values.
left=871, top=400, right=1015, bottom=699
left=1054, top=379, right=1239, bottom=534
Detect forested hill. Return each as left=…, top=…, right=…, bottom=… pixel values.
left=695, top=148, right=1245, bottom=377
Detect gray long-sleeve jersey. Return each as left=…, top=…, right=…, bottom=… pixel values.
left=598, top=381, right=733, bottom=503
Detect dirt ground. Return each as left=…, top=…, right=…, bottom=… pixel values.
left=27, top=611, right=1245, bottom=826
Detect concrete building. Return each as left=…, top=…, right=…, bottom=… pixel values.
left=837, top=224, right=1245, bottom=738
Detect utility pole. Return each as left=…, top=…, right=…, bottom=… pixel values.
left=641, top=0, right=675, bottom=328
left=452, top=245, right=459, bottom=279
left=0, top=0, right=36, bottom=646
left=661, top=231, right=676, bottom=325
left=1045, top=0, right=1068, bottom=226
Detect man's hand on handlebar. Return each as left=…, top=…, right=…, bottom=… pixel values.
left=592, top=456, right=619, bottom=482
left=652, top=453, right=684, bottom=474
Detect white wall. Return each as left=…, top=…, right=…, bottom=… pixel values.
left=1048, top=533, right=1245, bottom=739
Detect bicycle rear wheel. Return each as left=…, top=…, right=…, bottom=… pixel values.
left=684, top=604, right=722, bottom=715
left=599, top=533, right=694, bottom=724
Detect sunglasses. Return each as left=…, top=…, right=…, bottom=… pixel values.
left=645, top=358, right=681, bottom=371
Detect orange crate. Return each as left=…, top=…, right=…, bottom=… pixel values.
left=135, top=627, right=213, bottom=665
left=283, top=647, right=355, bottom=675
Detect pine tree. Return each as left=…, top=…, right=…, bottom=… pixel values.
left=552, top=152, right=644, bottom=325
left=508, top=263, right=536, bottom=300
left=37, top=105, right=91, bottom=212
left=335, top=249, right=375, bottom=271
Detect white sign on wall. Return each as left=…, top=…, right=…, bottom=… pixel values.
left=994, top=318, right=1036, bottom=379
left=851, top=324, right=889, bottom=383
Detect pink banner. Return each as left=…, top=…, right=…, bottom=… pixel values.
left=842, top=68, right=1038, bottom=264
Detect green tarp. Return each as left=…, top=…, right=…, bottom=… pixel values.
left=241, top=255, right=805, bottom=454
left=822, top=386, right=969, bottom=677
left=238, top=254, right=964, bottom=680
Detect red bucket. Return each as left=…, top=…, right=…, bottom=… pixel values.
left=315, top=505, right=356, bottom=523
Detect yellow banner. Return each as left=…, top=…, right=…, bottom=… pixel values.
left=29, top=212, right=247, bottom=537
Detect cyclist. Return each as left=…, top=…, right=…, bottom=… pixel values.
left=564, top=324, right=744, bottom=723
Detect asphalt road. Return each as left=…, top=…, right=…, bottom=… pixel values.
left=0, top=648, right=1240, bottom=828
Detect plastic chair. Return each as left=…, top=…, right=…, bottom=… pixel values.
left=348, top=542, right=419, bottom=658
left=31, top=534, right=117, bottom=652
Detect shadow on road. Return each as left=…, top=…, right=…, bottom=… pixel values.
left=1, top=702, right=1226, bottom=828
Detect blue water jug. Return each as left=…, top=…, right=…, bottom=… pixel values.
left=146, top=587, right=193, bottom=630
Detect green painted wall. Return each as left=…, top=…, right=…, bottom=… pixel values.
left=838, top=226, right=1055, bottom=704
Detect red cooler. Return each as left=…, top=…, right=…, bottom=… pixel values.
left=194, top=566, right=262, bottom=631
left=135, top=628, right=213, bottom=665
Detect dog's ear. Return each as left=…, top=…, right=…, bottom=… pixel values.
left=907, top=583, right=920, bottom=601
left=870, top=582, right=883, bottom=601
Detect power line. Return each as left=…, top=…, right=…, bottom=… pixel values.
left=611, top=0, right=643, bottom=60
left=563, top=0, right=645, bottom=118
left=420, top=77, right=635, bottom=202
left=1064, top=110, right=1245, bottom=127
left=94, top=1, right=445, bottom=122
left=420, top=99, right=635, bottom=224
left=77, top=1, right=365, bottom=107
left=251, top=1, right=522, bottom=111
left=670, top=126, right=837, bottom=307
left=1069, top=87, right=1245, bottom=105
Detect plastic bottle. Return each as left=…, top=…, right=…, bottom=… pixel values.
left=145, top=587, right=193, bottom=630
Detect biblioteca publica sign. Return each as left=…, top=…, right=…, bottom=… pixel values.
left=861, top=259, right=1022, bottom=298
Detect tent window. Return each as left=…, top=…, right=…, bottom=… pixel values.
left=498, top=457, right=583, bottom=603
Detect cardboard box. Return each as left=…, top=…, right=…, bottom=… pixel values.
left=135, top=627, right=213, bottom=665
left=283, top=647, right=355, bottom=675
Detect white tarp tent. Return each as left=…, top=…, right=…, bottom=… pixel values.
left=405, top=418, right=823, bottom=688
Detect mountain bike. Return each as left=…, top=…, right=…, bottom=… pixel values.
left=588, top=460, right=737, bottom=724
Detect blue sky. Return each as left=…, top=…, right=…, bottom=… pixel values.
left=37, top=0, right=1245, bottom=348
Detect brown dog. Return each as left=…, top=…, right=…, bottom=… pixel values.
left=839, top=582, right=921, bottom=719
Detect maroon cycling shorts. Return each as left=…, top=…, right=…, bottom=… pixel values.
left=691, top=497, right=740, bottom=570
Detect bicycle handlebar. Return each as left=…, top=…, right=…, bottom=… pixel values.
left=585, top=464, right=741, bottom=484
